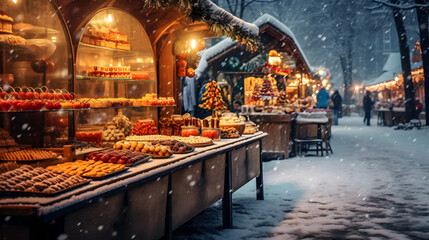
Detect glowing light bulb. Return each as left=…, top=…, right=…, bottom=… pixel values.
left=107, top=14, right=113, bottom=23
left=190, top=39, right=197, bottom=49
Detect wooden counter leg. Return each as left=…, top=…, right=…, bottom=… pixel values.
left=223, top=151, right=233, bottom=229
left=256, top=139, right=264, bottom=200
left=164, top=174, right=173, bottom=240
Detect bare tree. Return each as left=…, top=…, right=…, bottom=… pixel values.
left=416, top=0, right=429, bottom=125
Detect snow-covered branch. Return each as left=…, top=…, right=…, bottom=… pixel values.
left=372, top=0, right=429, bottom=10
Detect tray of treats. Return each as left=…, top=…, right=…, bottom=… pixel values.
left=86, top=149, right=152, bottom=167
left=46, top=160, right=128, bottom=180
left=124, top=155, right=152, bottom=167
left=151, top=140, right=195, bottom=154
left=113, top=141, right=173, bottom=158
left=174, top=136, right=214, bottom=147
left=0, top=165, right=90, bottom=197
left=0, top=149, right=59, bottom=162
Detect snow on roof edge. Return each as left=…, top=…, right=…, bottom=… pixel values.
left=196, top=14, right=312, bottom=77
left=253, top=14, right=312, bottom=70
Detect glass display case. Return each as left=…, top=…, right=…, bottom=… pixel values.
left=75, top=8, right=158, bottom=143
left=0, top=0, right=72, bottom=147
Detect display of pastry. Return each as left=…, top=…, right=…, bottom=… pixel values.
left=86, top=149, right=150, bottom=165
left=102, top=114, right=133, bottom=142
left=87, top=65, right=131, bottom=79
left=81, top=24, right=130, bottom=50
left=46, top=160, right=126, bottom=178
left=0, top=34, right=26, bottom=46
left=151, top=140, right=194, bottom=153
left=125, top=135, right=213, bottom=147
left=0, top=149, right=58, bottom=161
left=220, top=127, right=240, bottom=138
left=243, top=125, right=258, bottom=135
left=0, top=165, right=87, bottom=194
left=113, top=141, right=173, bottom=158
left=0, top=11, right=14, bottom=33
left=132, top=120, right=158, bottom=135
left=0, top=128, right=18, bottom=153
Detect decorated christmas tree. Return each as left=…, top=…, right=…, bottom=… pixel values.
left=259, top=76, right=278, bottom=101
left=199, top=80, right=226, bottom=111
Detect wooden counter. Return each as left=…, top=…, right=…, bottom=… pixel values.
left=0, top=132, right=266, bottom=240
left=244, top=113, right=294, bottom=159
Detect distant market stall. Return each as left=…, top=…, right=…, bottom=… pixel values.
left=196, top=14, right=332, bottom=159
left=365, top=52, right=425, bottom=125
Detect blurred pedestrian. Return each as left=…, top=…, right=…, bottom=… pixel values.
left=316, top=87, right=330, bottom=109
left=415, top=98, right=423, bottom=115
left=363, top=91, right=374, bottom=126
left=330, top=90, right=343, bottom=125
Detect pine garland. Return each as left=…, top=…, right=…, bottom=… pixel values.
left=138, top=0, right=261, bottom=51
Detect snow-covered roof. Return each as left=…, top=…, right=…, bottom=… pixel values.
left=365, top=53, right=402, bottom=86
left=196, top=14, right=311, bottom=77
left=253, top=14, right=312, bottom=69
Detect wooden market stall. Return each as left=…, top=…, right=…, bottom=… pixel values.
left=0, top=0, right=266, bottom=239
left=365, top=53, right=426, bottom=125
left=196, top=14, right=317, bottom=159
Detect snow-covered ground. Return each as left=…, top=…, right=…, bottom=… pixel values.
left=174, top=114, right=429, bottom=240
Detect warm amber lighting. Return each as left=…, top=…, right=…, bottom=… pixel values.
left=190, top=39, right=197, bottom=49
left=12, top=0, right=18, bottom=3
left=355, top=86, right=359, bottom=91
left=136, top=58, right=143, bottom=63
left=395, top=77, right=399, bottom=81
left=318, top=69, right=325, bottom=75
left=51, top=36, right=57, bottom=43
left=322, top=79, right=328, bottom=86
left=107, top=14, right=113, bottom=23
left=296, top=74, right=301, bottom=79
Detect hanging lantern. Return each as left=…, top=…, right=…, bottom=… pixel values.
left=268, top=50, right=281, bottom=66
left=187, top=68, right=195, bottom=78
left=177, top=53, right=187, bottom=77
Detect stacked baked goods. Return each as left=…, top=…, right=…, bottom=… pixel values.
left=46, top=160, right=126, bottom=178
left=0, top=128, right=19, bottom=153
left=243, top=124, right=258, bottom=135
left=0, top=11, right=26, bottom=46
left=132, top=119, right=158, bottom=135
left=81, top=24, right=130, bottom=50
left=220, top=127, right=240, bottom=138
left=0, top=11, right=13, bottom=33
left=87, top=65, right=131, bottom=79
left=102, top=114, right=133, bottom=142
left=0, top=149, right=58, bottom=161
left=0, top=165, right=87, bottom=194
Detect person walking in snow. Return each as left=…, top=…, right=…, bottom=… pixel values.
left=330, top=90, right=342, bottom=125
left=363, top=90, right=374, bottom=126
left=316, top=87, right=330, bottom=109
